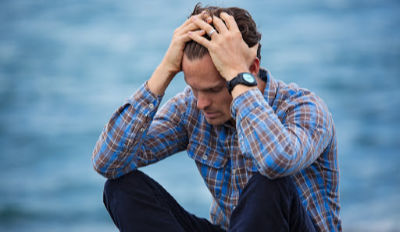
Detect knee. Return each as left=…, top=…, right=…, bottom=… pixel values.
left=244, top=173, right=296, bottom=198
left=104, top=170, right=149, bottom=198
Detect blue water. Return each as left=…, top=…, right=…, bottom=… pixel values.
left=0, top=0, right=399, bottom=231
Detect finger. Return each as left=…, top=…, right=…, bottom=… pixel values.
left=205, top=15, right=212, bottom=24
left=178, top=14, right=210, bottom=35
left=182, top=29, right=205, bottom=43
left=188, top=30, right=211, bottom=48
left=201, top=11, right=213, bottom=24
left=177, top=11, right=206, bottom=31
left=220, top=12, right=239, bottom=31
left=192, top=16, right=217, bottom=37
left=180, top=21, right=201, bottom=34
left=192, top=16, right=215, bottom=32
left=212, top=15, right=228, bottom=34
left=179, top=17, right=194, bottom=29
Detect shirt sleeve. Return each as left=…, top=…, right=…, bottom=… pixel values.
left=92, top=82, right=188, bottom=179
left=231, top=88, right=334, bottom=179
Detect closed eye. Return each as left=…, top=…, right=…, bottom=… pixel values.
left=208, top=85, right=225, bottom=93
left=192, top=85, right=224, bottom=94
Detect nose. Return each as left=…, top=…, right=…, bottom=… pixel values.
left=196, top=92, right=211, bottom=110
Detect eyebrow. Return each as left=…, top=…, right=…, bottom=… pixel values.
left=190, top=83, right=225, bottom=91
left=183, top=76, right=225, bottom=91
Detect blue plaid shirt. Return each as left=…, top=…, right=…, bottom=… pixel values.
left=92, top=70, right=341, bottom=231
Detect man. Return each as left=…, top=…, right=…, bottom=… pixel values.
left=92, top=4, right=341, bottom=232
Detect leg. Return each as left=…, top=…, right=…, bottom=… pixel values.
left=228, top=173, right=316, bottom=232
left=103, top=170, right=225, bottom=232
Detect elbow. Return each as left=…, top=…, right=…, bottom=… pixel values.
left=92, top=156, right=114, bottom=179
left=91, top=149, right=137, bottom=180
left=91, top=149, right=119, bottom=179
left=257, top=146, right=301, bottom=180
left=92, top=160, right=112, bottom=179
left=91, top=133, right=142, bottom=180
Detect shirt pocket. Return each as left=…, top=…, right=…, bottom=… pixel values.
left=187, top=141, right=228, bottom=198
left=187, top=141, right=228, bottom=168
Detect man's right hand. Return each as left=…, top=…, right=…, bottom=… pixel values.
left=147, top=12, right=210, bottom=96
left=161, top=11, right=211, bottom=76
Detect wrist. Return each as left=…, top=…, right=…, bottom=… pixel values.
left=224, top=67, right=250, bottom=81
left=148, top=63, right=176, bottom=96
left=158, top=61, right=179, bottom=80
left=226, top=72, right=257, bottom=95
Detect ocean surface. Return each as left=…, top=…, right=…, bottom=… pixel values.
left=0, top=0, right=399, bottom=231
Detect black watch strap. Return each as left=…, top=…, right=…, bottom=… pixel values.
left=226, top=72, right=257, bottom=94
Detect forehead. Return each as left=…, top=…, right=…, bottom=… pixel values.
left=182, top=54, right=225, bottom=89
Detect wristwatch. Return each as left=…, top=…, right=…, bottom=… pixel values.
left=226, top=72, right=257, bottom=94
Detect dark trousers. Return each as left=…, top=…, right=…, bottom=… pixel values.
left=103, top=170, right=317, bottom=232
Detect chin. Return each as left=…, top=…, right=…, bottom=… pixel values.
left=205, top=117, right=230, bottom=126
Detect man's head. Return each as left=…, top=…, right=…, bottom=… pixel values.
left=182, top=4, right=262, bottom=125
left=184, top=4, right=262, bottom=61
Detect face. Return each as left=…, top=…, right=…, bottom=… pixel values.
left=182, top=54, right=233, bottom=125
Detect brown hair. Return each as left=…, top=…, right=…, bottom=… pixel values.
left=184, top=3, right=262, bottom=61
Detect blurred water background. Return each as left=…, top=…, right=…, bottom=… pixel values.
left=0, top=0, right=399, bottom=231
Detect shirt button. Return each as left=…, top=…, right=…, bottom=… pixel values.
left=202, top=155, right=207, bottom=160
left=149, top=103, right=154, bottom=109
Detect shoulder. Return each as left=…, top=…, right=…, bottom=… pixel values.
left=275, top=79, right=312, bottom=100
left=157, top=86, right=199, bottom=118
left=273, top=79, right=333, bottom=123
left=275, top=79, right=328, bottom=109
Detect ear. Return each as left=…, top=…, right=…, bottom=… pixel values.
left=249, top=57, right=260, bottom=77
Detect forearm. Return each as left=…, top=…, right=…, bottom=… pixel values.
left=92, top=83, right=162, bottom=179
left=233, top=89, right=332, bottom=179
left=148, top=12, right=209, bottom=96
left=147, top=62, right=176, bottom=96
left=92, top=12, right=209, bottom=178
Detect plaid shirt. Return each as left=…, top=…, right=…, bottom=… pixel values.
left=92, top=70, right=341, bottom=231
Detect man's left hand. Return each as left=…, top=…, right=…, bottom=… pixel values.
left=188, top=12, right=258, bottom=81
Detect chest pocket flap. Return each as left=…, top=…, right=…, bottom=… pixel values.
left=187, top=141, right=228, bottom=168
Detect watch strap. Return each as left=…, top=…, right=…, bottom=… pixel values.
left=226, top=72, right=257, bottom=94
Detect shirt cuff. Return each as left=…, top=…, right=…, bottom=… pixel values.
left=126, top=81, right=163, bottom=116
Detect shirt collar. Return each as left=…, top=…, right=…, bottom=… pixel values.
left=259, top=67, right=278, bottom=108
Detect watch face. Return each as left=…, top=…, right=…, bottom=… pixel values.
left=243, top=73, right=256, bottom=84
